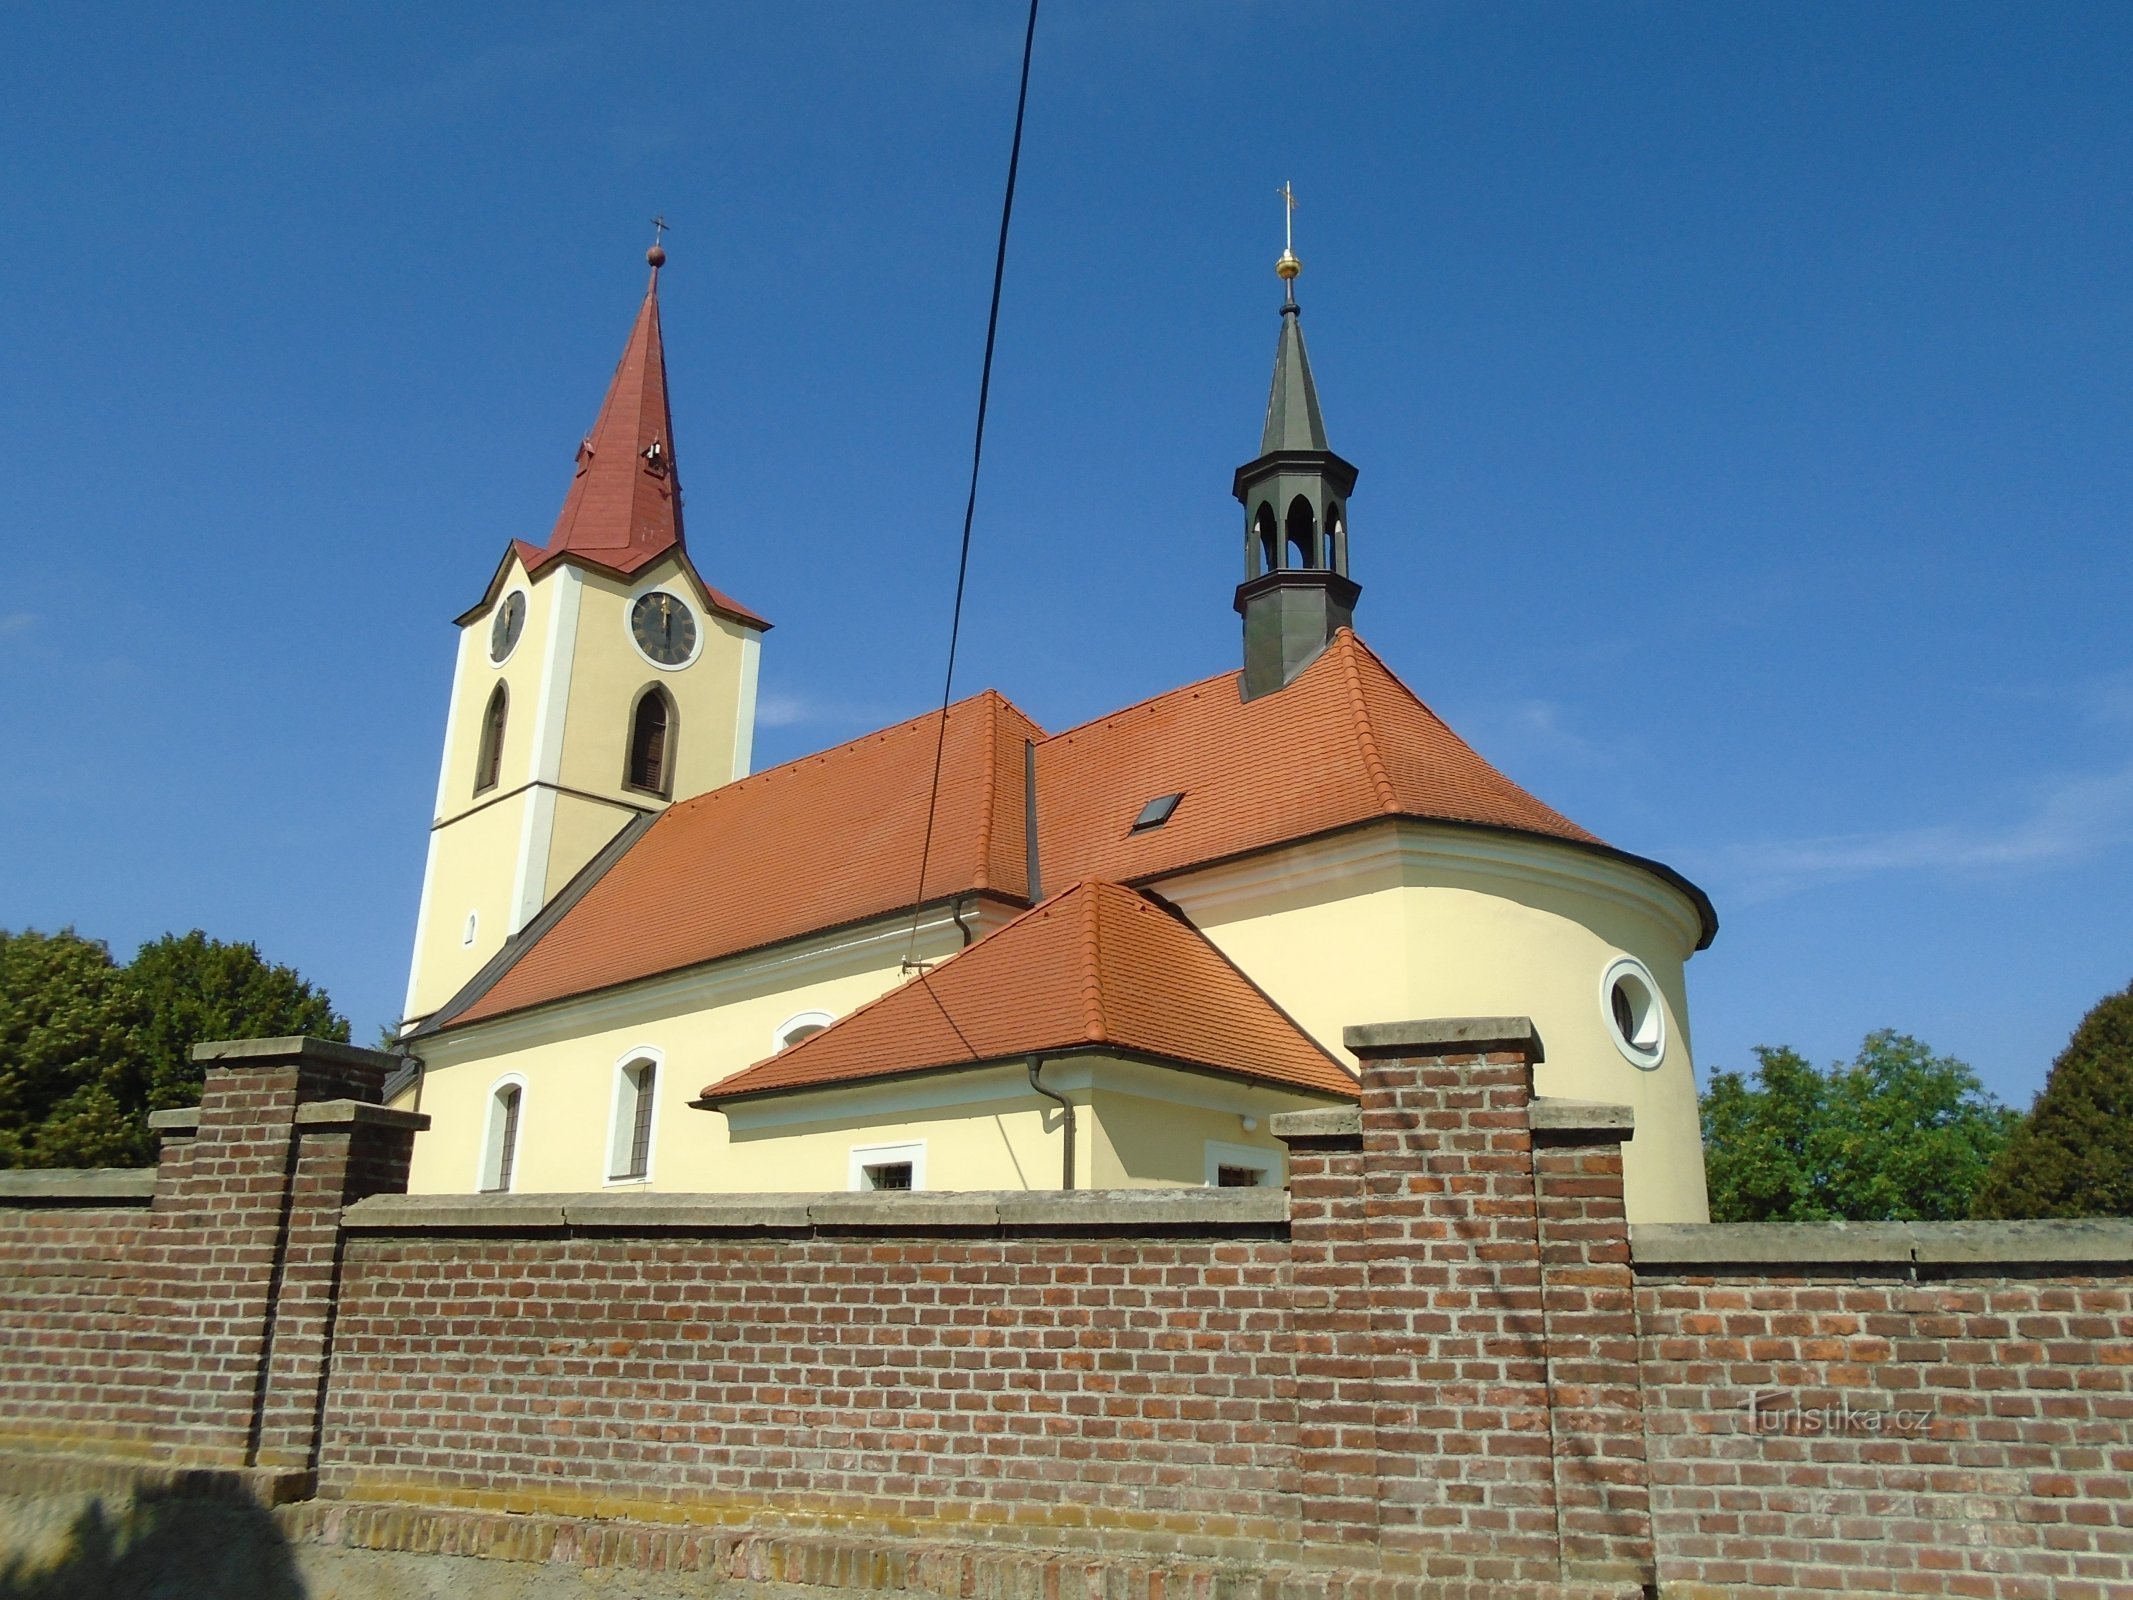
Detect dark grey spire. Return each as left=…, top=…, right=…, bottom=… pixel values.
left=1260, top=302, right=1330, bottom=454
left=1231, top=291, right=1360, bottom=701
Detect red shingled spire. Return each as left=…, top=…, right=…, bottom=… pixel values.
left=530, top=246, right=684, bottom=576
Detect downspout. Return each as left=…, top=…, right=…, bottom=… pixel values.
left=1026, top=1054, right=1074, bottom=1191
left=951, top=893, right=977, bottom=948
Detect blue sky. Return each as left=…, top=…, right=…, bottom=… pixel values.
left=2, top=3, right=2126, bottom=1106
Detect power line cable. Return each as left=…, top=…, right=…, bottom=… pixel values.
left=902, top=0, right=1040, bottom=977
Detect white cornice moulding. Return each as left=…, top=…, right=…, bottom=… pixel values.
left=1153, top=820, right=1706, bottom=957
left=717, top=1052, right=1321, bottom=1133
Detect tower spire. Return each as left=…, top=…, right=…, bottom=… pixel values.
left=1231, top=186, right=1361, bottom=701
left=536, top=238, right=684, bottom=574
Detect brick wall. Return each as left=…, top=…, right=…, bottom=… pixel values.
left=0, top=1196, right=158, bottom=1460
left=2, top=1025, right=2129, bottom=1600
left=1635, top=1233, right=2133, bottom=1599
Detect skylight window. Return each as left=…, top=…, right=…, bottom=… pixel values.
left=1131, top=792, right=1184, bottom=832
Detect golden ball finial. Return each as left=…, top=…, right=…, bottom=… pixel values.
left=1276, top=247, right=1302, bottom=282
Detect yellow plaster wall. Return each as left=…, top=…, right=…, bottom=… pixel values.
left=406, top=555, right=571, bottom=1021
left=558, top=560, right=752, bottom=806
left=405, top=802, right=527, bottom=1020
left=1086, top=1085, right=1295, bottom=1188
left=1163, top=829, right=1710, bottom=1223
left=719, top=1069, right=1075, bottom=1192
left=406, top=551, right=760, bottom=1027
left=400, top=905, right=1022, bottom=1194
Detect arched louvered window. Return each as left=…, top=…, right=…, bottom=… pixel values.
left=1285, top=495, right=1318, bottom=570
left=625, top=686, right=675, bottom=797
left=474, top=684, right=508, bottom=795
left=1253, top=503, right=1279, bottom=575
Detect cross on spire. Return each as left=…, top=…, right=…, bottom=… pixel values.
left=1275, top=181, right=1302, bottom=296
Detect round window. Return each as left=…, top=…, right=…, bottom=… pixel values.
left=1599, top=956, right=1665, bottom=1069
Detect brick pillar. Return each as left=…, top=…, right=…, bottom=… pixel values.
left=1272, top=1105, right=1377, bottom=1551
left=1530, top=1100, right=1653, bottom=1590
left=1341, top=1018, right=1563, bottom=1590
left=141, top=1037, right=424, bottom=1488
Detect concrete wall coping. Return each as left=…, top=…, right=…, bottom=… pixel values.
left=1342, top=1016, right=1544, bottom=1061
left=1529, top=1098, right=1635, bottom=1136
left=0, top=1167, right=158, bottom=1204
left=146, top=1107, right=201, bottom=1134
left=343, top=1186, right=1291, bottom=1235
left=1634, top=1217, right=2133, bottom=1270
left=292, top=1100, right=432, bottom=1132
left=189, top=1035, right=401, bottom=1070
left=1269, top=1107, right=1361, bottom=1140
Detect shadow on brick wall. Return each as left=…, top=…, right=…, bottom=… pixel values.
left=0, top=1479, right=304, bottom=1600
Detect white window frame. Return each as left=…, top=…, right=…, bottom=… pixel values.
left=1600, top=954, right=1667, bottom=1070
left=1204, top=1139, right=1280, bottom=1189
left=478, top=1073, right=529, bottom=1194
left=772, top=1009, right=835, bottom=1052
left=848, top=1140, right=926, bottom=1192
left=604, top=1046, right=665, bottom=1186
left=461, top=910, right=479, bottom=947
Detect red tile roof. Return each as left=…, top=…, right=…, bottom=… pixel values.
left=1034, top=629, right=1598, bottom=886
left=431, top=629, right=1707, bottom=1033
left=534, top=262, right=685, bottom=576
left=697, top=880, right=1356, bottom=1103
left=448, top=690, right=1037, bottom=1026
left=453, top=260, right=769, bottom=631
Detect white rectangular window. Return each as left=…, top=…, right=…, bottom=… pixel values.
left=1203, top=1140, right=1279, bottom=1189
left=848, top=1140, right=926, bottom=1192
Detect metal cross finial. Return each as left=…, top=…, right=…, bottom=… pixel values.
left=1275, top=181, right=1302, bottom=289
left=650, top=215, right=669, bottom=248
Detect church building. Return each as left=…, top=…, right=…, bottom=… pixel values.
left=391, top=240, right=1718, bottom=1223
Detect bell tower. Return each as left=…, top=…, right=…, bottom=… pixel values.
left=1232, top=184, right=1360, bottom=701
left=401, top=239, right=769, bottom=1030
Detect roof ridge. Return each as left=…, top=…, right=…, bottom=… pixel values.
left=1039, top=665, right=1242, bottom=746
left=1079, top=880, right=1109, bottom=1043
left=1333, top=630, right=1400, bottom=812
left=969, top=691, right=1002, bottom=892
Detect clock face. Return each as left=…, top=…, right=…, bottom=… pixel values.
left=631, top=591, right=697, bottom=666
left=490, top=592, right=526, bottom=663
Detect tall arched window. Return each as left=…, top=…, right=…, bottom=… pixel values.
left=1324, top=501, right=1344, bottom=572
left=1285, top=495, right=1318, bottom=570
left=625, top=686, right=675, bottom=797
left=609, top=1058, right=658, bottom=1182
left=480, top=1079, right=523, bottom=1193
left=1253, top=503, right=1279, bottom=575
left=474, top=684, right=508, bottom=795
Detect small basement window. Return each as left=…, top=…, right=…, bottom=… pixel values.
left=1204, top=1139, right=1279, bottom=1189
left=849, top=1140, right=925, bottom=1192
left=1132, top=792, right=1184, bottom=832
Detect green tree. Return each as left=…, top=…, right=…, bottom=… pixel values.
left=1972, top=979, right=2133, bottom=1219
left=127, top=931, right=347, bottom=1116
left=1701, top=1030, right=2020, bottom=1222
left=0, top=928, right=348, bottom=1170
left=0, top=931, right=146, bottom=1168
